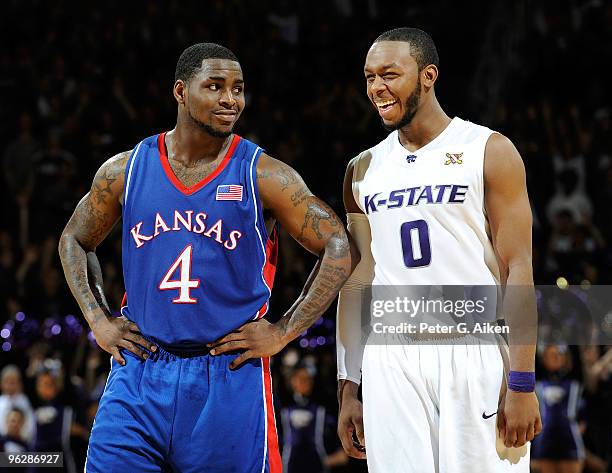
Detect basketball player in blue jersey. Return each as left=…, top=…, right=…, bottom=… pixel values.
left=336, top=28, right=542, bottom=472
left=58, top=43, right=351, bottom=472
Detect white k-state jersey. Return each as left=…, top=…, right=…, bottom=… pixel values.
left=352, top=117, right=501, bottom=286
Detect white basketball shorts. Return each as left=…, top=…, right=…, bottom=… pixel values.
left=361, top=340, right=530, bottom=473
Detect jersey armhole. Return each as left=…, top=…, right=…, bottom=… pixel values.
left=249, top=146, right=269, bottom=243
left=122, top=139, right=145, bottom=217
left=350, top=152, right=372, bottom=214
left=481, top=130, right=498, bottom=217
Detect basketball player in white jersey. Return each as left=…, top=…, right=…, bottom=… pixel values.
left=336, top=28, right=542, bottom=472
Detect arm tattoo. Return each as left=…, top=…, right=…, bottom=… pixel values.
left=290, top=188, right=309, bottom=207
left=92, top=176, right=116, bottom=205
left=298, top=199, right=342, bottom=244
left=256, top=154, right=352, bottom=340
left=281, top=200, right=351, bottom=340
left=281, top=253, right=350, bottom=339
left=256, top=159, right=299, bottom=191
left=59, top=231, right=110, bottom=326
left=77, top=197, right=114, bottom=249
left=256, top=167, right=273, bottom=180
left=276, top=166, right=299, bottom=191
left=59, top=151, right=129, bottom=327
left=91, top=156, right=125, bottom=205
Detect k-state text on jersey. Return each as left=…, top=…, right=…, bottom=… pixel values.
left=364, top=184, right=469, bottom=214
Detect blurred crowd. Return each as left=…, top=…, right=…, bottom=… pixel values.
left=1, top=0, right=611, bottom=471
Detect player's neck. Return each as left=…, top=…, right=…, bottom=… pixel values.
left=166, top=121, right=232, bottom=165
left=397, top=102, right=451, bottom=153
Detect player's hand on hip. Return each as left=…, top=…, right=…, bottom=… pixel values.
left=497, top=389, right=542, bottom=448
left=90, top=313, right=157, bottom=365
left=208, top=319, right=287, bottom=369
left=337, top=380, right=366, bottom=459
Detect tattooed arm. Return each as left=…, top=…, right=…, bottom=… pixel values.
left=87, top=251, right=111, bottom=313
left=209, top=153, right=351, bottom=368
left=261, top=154, right=351, bottom=338
left=59, top=151, right=156, bottom=365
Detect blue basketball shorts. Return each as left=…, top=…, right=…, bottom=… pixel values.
left=85, top=348, right=282, bottom=472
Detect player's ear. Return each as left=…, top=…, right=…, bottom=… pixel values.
left=421, top=64, right=438, bottom=89
left=173, top=80, right=187, bottom=105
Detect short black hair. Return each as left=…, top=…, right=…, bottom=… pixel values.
left=175, top=43, right=239, bottom=83
left=374, top=27, right=439, bottom=71
left=8, top=406, right=25, bottom=418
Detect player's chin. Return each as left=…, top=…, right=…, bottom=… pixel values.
left=380, top=116, right=402, bottom=131
left=211, top=114, right=239, bottom=132
left=207, top=123, right=235, bottom=138
left=378, top=108, right=403, bottom=129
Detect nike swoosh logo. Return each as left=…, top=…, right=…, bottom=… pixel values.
left=482, top=411, right=497, bottom=419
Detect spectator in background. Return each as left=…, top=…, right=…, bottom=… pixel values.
left=546, top=208, right=606, bottom=284
left=34, top=267, right=68, bottom=319
left=2, top=112, right=38, bottom=195
left=2, top=112, right=38, bottom=238
left=15, top=244, right=41, bottom=306
left=531, top=345, right=585, bottom=473
left=570, top=223, right=606, bottom=284
left=0, top=365, right=35, bottom=444
left=31, top=132, right=76, bottom=235
left=0, top=407, right=28, bottom=473
left=547, top=209, right=576, bottom=275
left=546, top=169, right=592, bottom=226
left=0, top=407, right=29, bottom=453
left=0, top=230, right=17, bottom=308
left=24, top=343, right=50, bottom=381
left=593, top=162, right=612, bottom=243
left=551, top=125, right=587, bottom=190
left=280, top=366, right=348, bottom=473
left=580, top=346, right=612, bottom=473
left=31, top=369, right=79, bottom=473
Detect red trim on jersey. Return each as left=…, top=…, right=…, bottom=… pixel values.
left=257, top=227, right=279, bottom=318
left=121, top=292, right=127, bottom=307
left=157, top=132, right=241, bottom=196
left=263, top=357, right=282, bottom=473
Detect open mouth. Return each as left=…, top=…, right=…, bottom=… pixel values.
left=374, top=99, right=397, bottom=114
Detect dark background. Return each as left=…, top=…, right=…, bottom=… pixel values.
left=0, top=0, right=610, bottom=471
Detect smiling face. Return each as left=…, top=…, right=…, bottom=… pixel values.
left=364, top=41, right=423, bottom=131
left=176, top=58, right=245, bottom=138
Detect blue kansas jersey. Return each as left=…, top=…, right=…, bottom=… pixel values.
left=120, top=132, right=277, bottom=346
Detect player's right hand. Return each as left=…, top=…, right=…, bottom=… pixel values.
left=90, top=313, right=156, bottom=365
left=337, top=380, right=367, bottom=459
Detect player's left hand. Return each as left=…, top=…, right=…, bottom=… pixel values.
left=497, top=389, right=542, bottom=448
left=208, top=319, right=287, bottom=369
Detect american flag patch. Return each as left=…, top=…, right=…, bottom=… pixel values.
left=216, top=184, right=243, bottom=201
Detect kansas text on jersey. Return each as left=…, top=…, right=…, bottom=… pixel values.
left=121, top=133, right=277, bottom=347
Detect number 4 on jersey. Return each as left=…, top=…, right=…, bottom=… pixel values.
left=159, top=244, right=200, bottom=303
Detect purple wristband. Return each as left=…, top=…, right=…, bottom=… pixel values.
left=507, top=371, right=536, bottom=393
